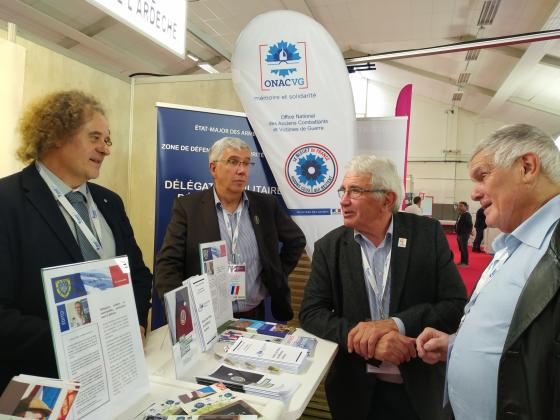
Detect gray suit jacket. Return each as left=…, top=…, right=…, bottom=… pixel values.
left=155, top=188, right=306, bottom=321
left=300, top=212, right=466, bottom=420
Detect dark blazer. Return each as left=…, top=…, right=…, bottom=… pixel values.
left=455, top=211, right=473, bottom=235
left=0, top=164, right=153, bottom=392
left=496, top=222, right=560, bottom=420
left=300, top=212, right=467, bottom=420
left=475, top=207, right=487, bottom=230
left=155, top=188, right=306, bottom=321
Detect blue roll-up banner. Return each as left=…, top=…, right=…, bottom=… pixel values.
left=152, top=103, right=281, bottom=329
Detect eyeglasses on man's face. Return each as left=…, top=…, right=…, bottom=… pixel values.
left=88, top=133, right=112, bottom=147
left=337, top=187, right=387, bottom=199
left=215, top=158, right=255, bottom=169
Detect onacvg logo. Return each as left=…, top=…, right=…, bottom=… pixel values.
left=259, top=40, right=308, bottom=91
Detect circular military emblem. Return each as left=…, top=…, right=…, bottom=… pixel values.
left=284, top=143, right=338, bottom=196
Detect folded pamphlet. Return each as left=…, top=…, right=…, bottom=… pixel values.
left=0, top=375, right=79, bottom=420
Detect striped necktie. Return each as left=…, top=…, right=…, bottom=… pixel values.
left=65, top=191, right=99, bottom=261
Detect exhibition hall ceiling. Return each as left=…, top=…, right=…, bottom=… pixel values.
left=1, top=0, right=559, bottom=134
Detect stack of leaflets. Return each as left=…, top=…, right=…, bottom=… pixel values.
left=185, top=274, right=218, bottom=352
left=218, top=330, right=283, bottom=345
left=222, top=319, right=265, bottom=333
left=218, top=330, right=317, bottom=358
left=255, top=322, right=296, bottom=338
left=223, top=319, right=296, bottom=338
left=164, top=284, right=196, bottom=378
left=281, top=335, right=318, bottom=357
left=142, top=383, right=260, bottom=419
left=0, top=375, right=79, bottom=419
left=225, top=337, right=307, bottom=374
left=197, top=365, right=299, bottom=400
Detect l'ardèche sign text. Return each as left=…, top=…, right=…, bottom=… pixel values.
left=86, top=0, right=186, bottom=57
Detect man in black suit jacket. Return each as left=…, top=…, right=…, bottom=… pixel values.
left=455, top=201, right=473, bottom=266
left=472, top=206, right=487, bottom=252
left=300, top=155, right=466, bottom=420
left=0, top=91, right=152, bottom=393
left=155, top=137, right=305, bottom=321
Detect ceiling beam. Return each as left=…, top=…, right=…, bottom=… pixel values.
left=509, top=97, right=560, bottom=117
left=481, top=2, right=560, bottom=116
left=187, top=22, right=231, bottom=62
left=0, top=0, right=161, bottom=74
left=381, top=60, right=496, bottom=97
left=346, top=30, right=560, bottom=64
left=58, top=15, right=117, bottom=49
left=446, top=35, right=560, bottom=69
left=349, top=51, right=558, bottom=116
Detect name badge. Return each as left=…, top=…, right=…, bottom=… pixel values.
left=228, top=264, right=246, bottom=301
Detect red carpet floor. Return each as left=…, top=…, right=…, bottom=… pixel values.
left=445, top=233, right=493, bottom=296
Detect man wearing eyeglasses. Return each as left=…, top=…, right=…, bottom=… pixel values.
left=156, top=137, right=305, bottom=321
left=0, top=91, right=153, bottom=392
left=300, top=155, right=466, bottom=420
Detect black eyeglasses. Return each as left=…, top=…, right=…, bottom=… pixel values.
left=215, top=158, right=255, bottom=168
left=337, top=187, right=387, bottom=199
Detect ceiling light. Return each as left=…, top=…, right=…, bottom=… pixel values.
left=187, top=53, right=199, bottom=62
left=457, top=72, right=471, bottom=86
left=465, top=50, right=480, bottom=61
left=478, top=0, right=501, bottom=26
left=452, top=92, right=463, bottom=102
left=198, top=62, right=219, bottom=74
left=347, top=63, right=376, bottom=73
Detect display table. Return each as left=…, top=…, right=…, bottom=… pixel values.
left=116, top=375, right=284, bottom=419
left=144, top=325, right=338, bottom=420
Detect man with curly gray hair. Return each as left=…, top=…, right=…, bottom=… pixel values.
left=300, top=154, right=466, bottom=420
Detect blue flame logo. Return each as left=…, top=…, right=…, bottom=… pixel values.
left=266, top=40, right=300, bottom=77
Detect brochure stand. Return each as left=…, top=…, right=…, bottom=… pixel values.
left=41, top=257, right=149, bottom=419
left=199, top=240, right=234, bottom=328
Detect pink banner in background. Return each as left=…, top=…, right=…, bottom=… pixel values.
left=395, top=84, right=412, bottom=208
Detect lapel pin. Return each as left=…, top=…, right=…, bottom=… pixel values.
left=398, top=238, right=407, bottom=248
left=254, top=215, right=260, bottom=225
left=104, top=199, right=108, bottom=203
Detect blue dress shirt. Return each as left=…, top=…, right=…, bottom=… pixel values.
left=448, top=194, right=560, bottom=420
left=213, top=189, right=266, bottom=313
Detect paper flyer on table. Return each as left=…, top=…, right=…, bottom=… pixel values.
left=199, top=240, right=235, bottom=327
left=0, top=375, right=79, bottom=419
left=198, top=364, right=299, bottom=400
left=41, top=256, right=149, bottom=419
left=185, top=274, right=218, bottom=352
left=226, top=337, right=307, bottom=373
left=164, top=284, right=197, bottom=379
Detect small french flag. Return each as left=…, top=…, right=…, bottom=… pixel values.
left=230, top=285, right=240, bottom=296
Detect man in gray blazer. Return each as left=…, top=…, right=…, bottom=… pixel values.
left=300, top=155, right=466, bottom=420
left=155, top=137, right=305, bottom=321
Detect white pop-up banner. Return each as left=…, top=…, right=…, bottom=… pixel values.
left=232, top=10, right=356, bottom=257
